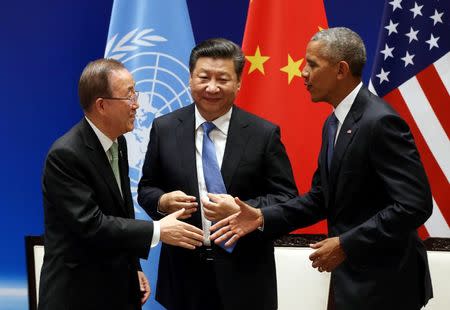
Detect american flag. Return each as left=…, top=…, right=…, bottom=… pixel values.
left=369, top=0, right=450, bottom=237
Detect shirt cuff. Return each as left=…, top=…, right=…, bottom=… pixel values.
left=157, top=196, right=168, bottom=216
left=150, top=221, right=160, bottom=247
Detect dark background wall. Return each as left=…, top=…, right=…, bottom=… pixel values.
left=0, top=0, right=384, bottom=308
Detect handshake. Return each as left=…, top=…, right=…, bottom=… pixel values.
left=158, top=191, right=261, bottom=249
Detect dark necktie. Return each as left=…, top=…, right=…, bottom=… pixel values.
left=202, top=122, right=235, bottom=253
left=326, top=113, right=339, bottom=173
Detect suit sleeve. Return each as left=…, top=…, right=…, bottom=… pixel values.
left=43, top=146, right=153, bottom=256
left=339, top=114, right=432, bottom=262
left=137, top=120, right=166, bottom=220
left=261, top=163, right=327, bottom=239
left=245, top=126, right=298, bottom=209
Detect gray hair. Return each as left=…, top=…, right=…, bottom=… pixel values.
left=311, top=27, right=366, bottom=77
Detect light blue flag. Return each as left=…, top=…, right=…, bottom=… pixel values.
left=105, top=1, right=195, bottom=309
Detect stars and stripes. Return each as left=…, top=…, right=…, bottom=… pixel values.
left=370, top=0, right=450, bottom=237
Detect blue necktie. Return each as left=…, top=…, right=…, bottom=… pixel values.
left=202, top=122, right=236, bottom=253
left=326, top=113, right=339, bottom=173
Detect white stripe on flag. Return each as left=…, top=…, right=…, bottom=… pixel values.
left=425, top=198, right=450, bottom=237
left=399, top=77, right=450, bottom=182
left=434, top=51, right=450, bottom=95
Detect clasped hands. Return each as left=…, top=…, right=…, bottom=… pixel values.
left=157, top=191, right=240, bottom=250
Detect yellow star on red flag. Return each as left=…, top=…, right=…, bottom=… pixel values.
left=280, top=54, right=303, bottom=84
left=246, top=46, right=270, bottom=75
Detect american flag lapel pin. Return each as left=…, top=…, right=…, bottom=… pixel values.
left=346, top=129, right=352, bottom=134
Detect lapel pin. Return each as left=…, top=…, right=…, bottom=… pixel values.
left=346, top=129, right=352, bottom=134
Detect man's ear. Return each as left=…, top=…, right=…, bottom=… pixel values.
left=94, top=98, right=107, bottom=116
left=337, top=61, right=350, bottom=80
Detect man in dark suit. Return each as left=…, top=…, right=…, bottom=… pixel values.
left=39, top=59, right=203, bottom=310
left=209, top=28, right=433, bottom=310
left=137, top=38, right=298, bottom=310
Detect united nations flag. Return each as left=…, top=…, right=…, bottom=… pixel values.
left=105, top=1, right=195, bottom=309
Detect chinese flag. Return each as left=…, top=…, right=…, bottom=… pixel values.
left=236, top=0, right=331, bottom=233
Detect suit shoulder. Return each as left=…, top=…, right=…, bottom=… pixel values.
left=234, top=106, right=278, bottom=131
left=363, top=90, right=399, bottom=119
left=47, top=120, right=85, bottom=162
left=358, top=90, right=411, bottom=135
left=153, top=104, right=193, bottom=125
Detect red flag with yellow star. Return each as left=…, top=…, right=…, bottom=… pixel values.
left=236, top=0, right=331, bottom=233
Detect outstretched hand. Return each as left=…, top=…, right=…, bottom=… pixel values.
left=209, top=197, right=263, bottom=247
left=159, top=208, right=204, bottom=249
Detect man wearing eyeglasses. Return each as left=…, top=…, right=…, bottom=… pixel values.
left=38, top=58, right=204, bottom=310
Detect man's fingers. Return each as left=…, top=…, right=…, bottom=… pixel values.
left=178, top=214, right=192, bottom=219
left=224, top=233, right=240, bottom=247
left=310, top=239, right=326, bottom=249
left=183, top=229, right=205, bottom=243
left=182, top=223, right=205, bottom=237
left=214, top=230, right=235, bottom=244
left=177, top=201, right=198, bottom=208
left=177, top=241, right=196, bottom=250
left=183, top=195, right=198, bottom=201
left=171, top=208, right=186, bottom=218
left=210, top=225, right=230, bottom=240
left=180, top=205, right=197, bottom=213
left=210, top=217, right=229, bottom=231
left=234, top=197, right=250, bottom=211
left=203, top=208, right=218, bottom=220
left=309, top=249, right=319, bottom=261
left=210, top=213, right=238, bottom=231
left=207, top=193, right=222, bottom=202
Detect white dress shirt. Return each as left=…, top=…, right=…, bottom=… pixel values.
left=194, top=106, right=232, bottom=245
left=333, top=82, right=363, bottom=143
left=85, top=117, right=160, bottom=247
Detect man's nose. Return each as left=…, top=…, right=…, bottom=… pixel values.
left=206, top=80, right=220, bottom=93
left=301, top=68, right=309, bottom=79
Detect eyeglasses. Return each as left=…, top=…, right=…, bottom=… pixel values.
left=100, top=92, right=140, bottom=105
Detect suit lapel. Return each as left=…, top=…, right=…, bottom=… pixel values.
left=176, top=105, right=200, bottom=199
left=81, top=119, right=127, bottom=215
left=221, top=107, right=250, bottom=191
left=176, top=105, right=202, bottom=225
left=117, top=136, right=133, bottom=218
left=319, top=120, right=331, bottom=206
left=329, top=88, right=366, bottom=188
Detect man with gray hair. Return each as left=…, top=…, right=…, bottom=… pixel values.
left=208, top=27, right=433, bottom=310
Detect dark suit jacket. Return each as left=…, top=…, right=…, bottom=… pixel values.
left=138, top=104, right=298, bottom=310
left=262, top=87, right=433, bottom=310
left=39, top=118, right=154, bottom=310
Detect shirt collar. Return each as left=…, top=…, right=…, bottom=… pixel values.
left=85, top=116, right=116, bottom=153
left=333, top=82, right=363, bottom=124
left=194, top=105, right=233, bottom=135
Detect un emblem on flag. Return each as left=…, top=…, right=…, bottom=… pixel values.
left=105, top=28, right=193, bottom=214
